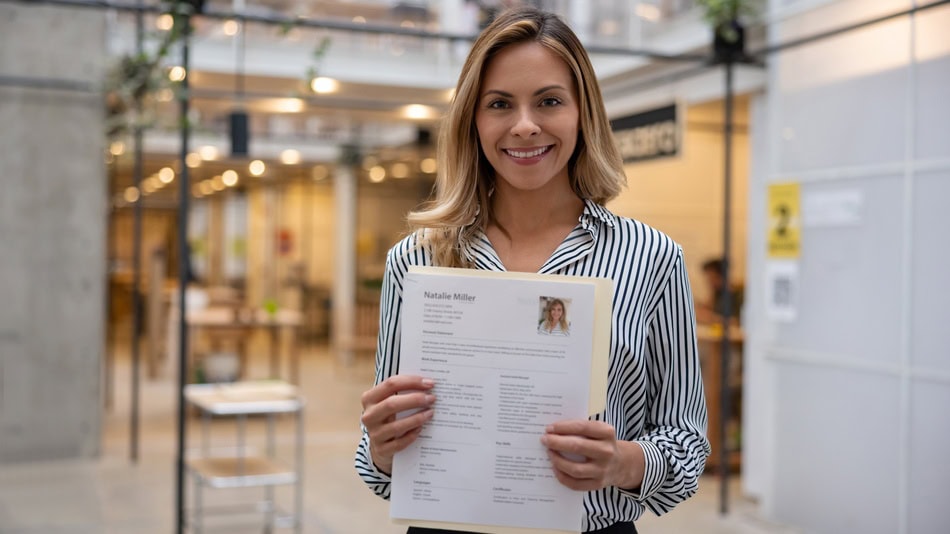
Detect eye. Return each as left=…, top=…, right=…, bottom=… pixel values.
left=540, top=96, right=563, bottom=107
left=486, top=99, right=509, bottom=109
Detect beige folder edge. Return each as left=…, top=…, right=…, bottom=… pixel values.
left=393, top=266, right=613, bottom=534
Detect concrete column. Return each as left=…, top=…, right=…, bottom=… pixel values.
left=0, top=4, right=107, bottom=462
left=332, top=165, right=357, bottom=365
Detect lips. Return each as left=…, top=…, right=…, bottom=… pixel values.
left=503, top=145, right=553, bottom=159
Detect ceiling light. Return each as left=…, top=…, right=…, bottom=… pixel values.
left=310, top=76, right=339, bottom=94
left=199, top=181, right=214, bottom=195
left=124, top=186, right=140, bottom=203
left=275, top=98, right=304, bottom=113
left=249, top=160, right=265, bottom=176
left=222, top=170, right=238, bottom=187
left=391, top=162, right=409, bottom=179
left=158, top=167, right=175, bottom=184
left=109, top=141, right=125, bottom=156
left=156, top=14, right=173, bottom=31
left=211, top=176, right=225, bottom=191
left=312, top=165, right=329, bottom=181
left=352, top=16, right=366, bottom=23
left=222, top=19, right=239, bottom=36
left=199, top=145, right=218, bottom=161
left=280, top=149, right=302, bottom=165
left=168, top=66, right=186, bottom=82
left=368, top=165, right=386, bottom=183
left=185, top=152, right=202, bottom=168
left=420, top=158, right=437, bottom=174
left=404, top=104, right=431, bottom=120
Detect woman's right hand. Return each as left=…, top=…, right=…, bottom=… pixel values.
left=360, top=375, right=436, bottom=475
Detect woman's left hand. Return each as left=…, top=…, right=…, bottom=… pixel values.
left=541, top=420, right=644, bottom=492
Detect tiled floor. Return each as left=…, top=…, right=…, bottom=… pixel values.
left=0, top=341, right=801, bottom=534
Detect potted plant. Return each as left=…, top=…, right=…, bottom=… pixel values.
left=695, top=0, right=761, bottom=62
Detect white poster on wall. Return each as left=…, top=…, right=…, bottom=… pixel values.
left=802, top=189, right=863, bottom=227
left=765, top=260, right=799, bottom=322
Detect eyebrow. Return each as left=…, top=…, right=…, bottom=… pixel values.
left=481, top=85, right=567, bottom=98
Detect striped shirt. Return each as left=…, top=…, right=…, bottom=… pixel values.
left=354, top=199, right=710, bottom=531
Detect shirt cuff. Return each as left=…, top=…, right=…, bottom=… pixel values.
left=616, top=440, right=667, bottom=501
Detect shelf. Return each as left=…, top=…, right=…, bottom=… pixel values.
left=187, top=456, right=297, bottom=489
left=185, top=381, right=303, bottom=415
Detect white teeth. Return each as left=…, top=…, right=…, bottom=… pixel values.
left=505, top=146, right=548, bottom=158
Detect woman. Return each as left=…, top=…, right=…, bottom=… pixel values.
left=355, top=6, right=709, bottom=533
left=538, top=298, right=570, bottom=335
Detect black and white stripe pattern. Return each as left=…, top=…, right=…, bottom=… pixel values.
left=355, top=199, right=710, bottom=531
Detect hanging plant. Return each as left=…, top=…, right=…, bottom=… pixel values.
left=695, top=0, right=761, bottom=61
left=103, top=0, right=200, bottom=139
left=305, top=36, right=333, bottom=92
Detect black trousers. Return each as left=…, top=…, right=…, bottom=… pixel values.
left=408, top=521, right=637, bottom=534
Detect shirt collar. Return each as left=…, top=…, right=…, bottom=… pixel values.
left=458, top=197, right=614, bottom=267
left=579, top=198, right=616, bottom=231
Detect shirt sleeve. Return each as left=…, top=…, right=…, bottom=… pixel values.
left=353, top=245, right=406, bottom=500
left=618, top=247, right=711, bottom=515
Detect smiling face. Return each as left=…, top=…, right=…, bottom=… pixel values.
left=475, top=41, right=580, bottom=196
left=549, top=302, right=564, bottom=323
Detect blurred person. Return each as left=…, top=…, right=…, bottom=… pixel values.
left=696, top=258, right=743, bottom=325
left=354, top=6, right=709, bottom=533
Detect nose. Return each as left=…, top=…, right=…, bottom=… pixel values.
left=510, top=108, right=541, bottom=138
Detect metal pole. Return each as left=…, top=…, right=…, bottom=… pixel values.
left=718, top=57, right=735, bottom=516
left=129, top=0, right=144, bottom=465
left=105, top=156, right=117, bottom=411
left=175, top=11, right=192, bottom=534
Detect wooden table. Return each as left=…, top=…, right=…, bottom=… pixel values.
left=187, top=307, right=303, bottom=384
left=696, top=323, right=743, bottom=473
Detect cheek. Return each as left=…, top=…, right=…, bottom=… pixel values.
left=474, top=115, right=493, bottom=147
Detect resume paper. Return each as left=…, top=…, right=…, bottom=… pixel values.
left=390, top=267, right=611, bottom=534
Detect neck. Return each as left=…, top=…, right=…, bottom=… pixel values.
left=490, top=184, right=584, bottom=238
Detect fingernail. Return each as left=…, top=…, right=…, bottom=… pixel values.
left=545, top=425, right=554, bottom=433
left=425, top=409, right=434, bottom=419
left=421, top=378, right=434, bottom=387
left=425, top=394, right=436, bottom=405
left=540, top=435, right=549, bottom=446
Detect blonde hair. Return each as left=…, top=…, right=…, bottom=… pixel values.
left=407, top=6, right=626, bottom=267
left=541, top=298, right=569, bottom=333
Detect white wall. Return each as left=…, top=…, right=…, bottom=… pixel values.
left=744, top=1, right=950, bottom=532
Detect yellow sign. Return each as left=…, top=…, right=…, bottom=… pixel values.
left=768, top=182, right=800, bottom=258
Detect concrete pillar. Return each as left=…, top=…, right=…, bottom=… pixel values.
left=332, top=165, right=357, bottom=365
left=0, top=4, right=107, bottom=462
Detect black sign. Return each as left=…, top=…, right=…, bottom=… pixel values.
left=610, top=104, right=680, bottom=163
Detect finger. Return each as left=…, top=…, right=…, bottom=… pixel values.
left=383, top=425, right=426, bottom=455
left=548, top=451, right=604, bottom=487
left=541, top=433, right=612, bottom=462
left=369, top=408, right=434, bottom=446
left=361, top=375, right=434, bottom=408
left=361, top=391, right=435, bottom=427
left=545, top=420, right=615, bottom=440
left=549, top=463, right=602, bottom=492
